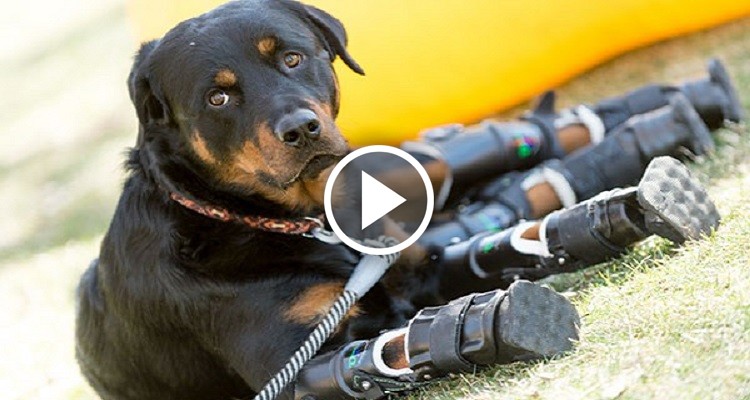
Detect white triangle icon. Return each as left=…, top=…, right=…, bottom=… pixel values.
left=361, top=171, right=407, bottom=230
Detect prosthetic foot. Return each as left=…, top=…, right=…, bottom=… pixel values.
left=294, top=281, right=580, bottom=400
left=419, top=95, right=713, bottom=248
left=584, top=58, right=744, bottom=132
left=402, top=117, right=566, bottom=210
left=437, top=157, right=720, bottom=299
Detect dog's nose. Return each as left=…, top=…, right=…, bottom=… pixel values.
left=274, top=109, right=322, bottom=146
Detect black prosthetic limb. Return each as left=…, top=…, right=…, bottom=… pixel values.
left=550, top=93, right=713, bottom=201
left=418, top=201, right=519, bottom=247
left=419, top=94, right=713, bottom=248
left=293, top=331, right=426, bottom=400
left=588, top=58, right=744, bottom=132
left=435, top=157, right=720, bottom=299
left=294, top=282, right=580, bottom=400
left=402, top=117, right=566, bottom=210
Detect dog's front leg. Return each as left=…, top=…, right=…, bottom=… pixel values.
left=295, top=281, right=580, bottom=400
left=203, top=279, right=361, bottom=400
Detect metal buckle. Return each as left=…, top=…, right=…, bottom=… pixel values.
left=302, top=218, right=342, bottom=244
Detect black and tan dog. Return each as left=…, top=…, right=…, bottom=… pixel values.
left=75, top=0, right=732, bottom=398
left=75, top=1, right=441, bottom=399
left=84, top=0, right=736, bottom=396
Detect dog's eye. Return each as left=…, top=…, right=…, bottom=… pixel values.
left=207, top=90, right=230, bottom=107
left=283, top=52, right=303, bottom=68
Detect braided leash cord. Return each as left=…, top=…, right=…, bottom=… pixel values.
left=253, top=245, right=400, bottom=400
left=254, top=290, right=358, bottom=400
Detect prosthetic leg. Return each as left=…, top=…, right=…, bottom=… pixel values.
left=562, top=58, right=744, bottom=133
left=420, top=94, right=713, bottom=248
left=396, top=59, right=737, bottom=214
left=294, top=280, right=579, bottom=400
left=402, top=117, right=567, bottom=210
left=436, top=156, right=721, bottom=299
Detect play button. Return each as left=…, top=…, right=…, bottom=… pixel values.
left=324, top=145, right=434, bottom=255
left=361, top=171, right=406, bottom=230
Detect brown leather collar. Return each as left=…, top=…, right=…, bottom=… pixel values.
left=169, top=191, right=325, bottom=236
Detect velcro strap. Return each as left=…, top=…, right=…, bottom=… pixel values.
left=545, top=201, right=625, bottom=268
left=625, top=85, right=669, bottom=115
left=428, top=294, right=476, bottom=372
left=522, top=115, right=566, bottom=160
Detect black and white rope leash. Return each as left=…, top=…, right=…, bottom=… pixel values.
left=253, top=291, right=358, bottom=400
left=253, top=237, right=400, bottom=400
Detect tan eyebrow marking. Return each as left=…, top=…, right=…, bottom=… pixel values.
left=214, top=69, right=237, bottom=87
left=257, top=37, right=277, bottom=57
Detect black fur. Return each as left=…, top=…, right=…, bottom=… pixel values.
left=75, top=1, right=427, bottom=399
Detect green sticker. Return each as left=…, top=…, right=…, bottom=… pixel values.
left=517, top=143, right=533, bottom=158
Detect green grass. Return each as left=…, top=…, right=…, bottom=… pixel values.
left=1, top=5, right=749, bottom=400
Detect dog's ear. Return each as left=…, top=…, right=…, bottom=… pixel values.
left=298, top=3, right=365, bottom=75
left=128, top=40, right=172, bottom=147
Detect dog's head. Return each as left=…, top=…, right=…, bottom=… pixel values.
left=128, top=0, right=363, bottom=215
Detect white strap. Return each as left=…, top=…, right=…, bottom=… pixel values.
left=539, top=213, right=553, bottom=255
left=554, top=108, right=581, bottom=129
left=520, top=166, right=577, bottom=209
left=541, top=166, right=577, bottom=208
left=372, top=328, right=413, bottom=377
left=575, top=105, right=606, bottom=145
left=520, top=170, right=545, bottom=191
left=510, top=221, right=552, bottom=257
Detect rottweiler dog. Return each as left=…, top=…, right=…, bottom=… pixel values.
left=75, top=1, right=437, bottom=399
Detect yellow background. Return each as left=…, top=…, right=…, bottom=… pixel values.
left=129, top=1, right=750, bottom=145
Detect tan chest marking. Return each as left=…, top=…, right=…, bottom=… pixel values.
left=284, top=282, right=361, bottom=326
